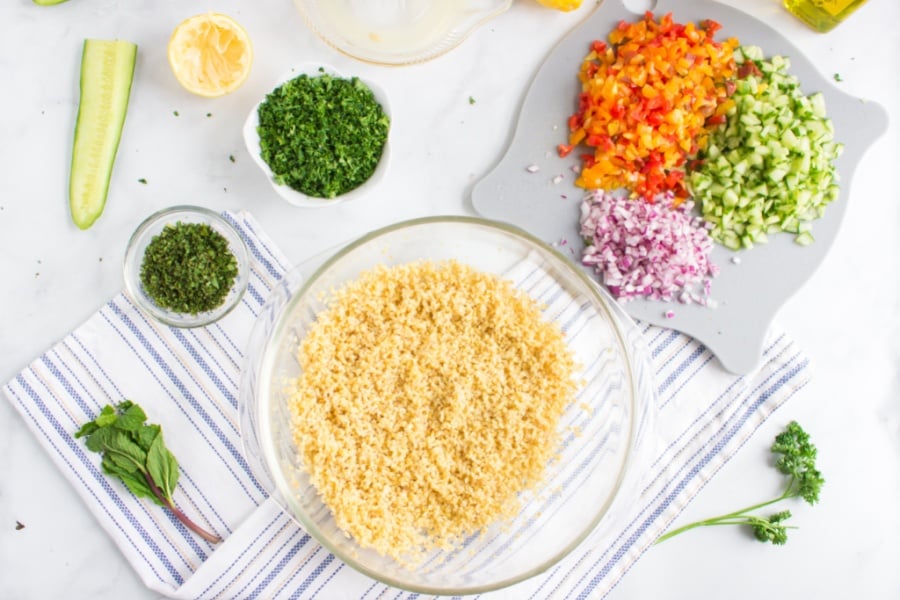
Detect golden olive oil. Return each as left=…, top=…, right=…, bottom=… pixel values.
left=783, top=0, right=868, bottom=32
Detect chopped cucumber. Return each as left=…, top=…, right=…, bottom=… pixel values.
left=688, top=45, right=843, bottom=249
left=69, top=39, right=137, bottom=230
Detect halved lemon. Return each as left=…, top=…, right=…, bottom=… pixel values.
left=535, top=0, right=583, bottom=11
left=168, top=13, right=253, bottom=97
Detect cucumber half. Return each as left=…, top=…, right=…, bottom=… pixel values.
left=69, top=39, right=137, bottom=230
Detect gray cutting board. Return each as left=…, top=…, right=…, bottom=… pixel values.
left=472, top=0, right=888, bottom=374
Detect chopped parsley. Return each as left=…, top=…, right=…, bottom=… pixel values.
left=139, top=222, right=238, bottom=314
left=256, top=71, right=390, bottom=199
left=138, top=178, right=148, bottom=184
left=833, top=73, right=843, bottom=82
left=469, top=96, right=476, bottom=105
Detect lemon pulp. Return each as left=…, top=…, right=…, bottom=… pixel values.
left=168, top=13, right=253, bottom=97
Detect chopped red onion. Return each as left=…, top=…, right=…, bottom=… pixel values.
left=579, top=190, right=718, bottom=305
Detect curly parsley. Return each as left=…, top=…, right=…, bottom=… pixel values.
left=257, top=70, right=390, bottom=199
left=656, top=421, right=824, bottom=546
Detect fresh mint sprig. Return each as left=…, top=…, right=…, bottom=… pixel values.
left=75, top=400, right=221, bottom=544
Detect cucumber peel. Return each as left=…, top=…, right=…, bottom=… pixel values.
left=69, top=39, right=137, bottom=230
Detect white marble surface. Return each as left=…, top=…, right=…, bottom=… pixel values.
left=1, top=0, right=898, bottom=598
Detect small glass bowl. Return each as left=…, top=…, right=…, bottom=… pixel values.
left=293, top=0, right=513, bottom=66
left=123, top=206, right=250, bottom=328
left=243, top=64, right=391, bottom=208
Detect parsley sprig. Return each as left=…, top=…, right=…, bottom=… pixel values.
left=656, top=421, right=824, bottom=545
left=75, top=401, right=221, bottom=544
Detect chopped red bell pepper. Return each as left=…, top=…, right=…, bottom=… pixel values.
left=564, top=12, right=738, bottom=201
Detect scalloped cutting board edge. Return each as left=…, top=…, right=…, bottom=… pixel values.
left=472, top=0, right=888, bottom=374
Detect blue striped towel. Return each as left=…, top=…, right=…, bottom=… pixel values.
left=3, top=211, right=811, bottom=599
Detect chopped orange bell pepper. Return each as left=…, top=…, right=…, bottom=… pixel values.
left=562, top=12, right=738, bottom=201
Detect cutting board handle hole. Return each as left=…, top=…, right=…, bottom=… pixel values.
left=621, top=0, right=657, bottom=14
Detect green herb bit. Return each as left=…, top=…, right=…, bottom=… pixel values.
left=75, top=401, right=221, bottom=543
left=173, top=110, right=180, bottom=117
left=138, top=178, right=147, bottom=184
left=833, top=73, right=843, bottom=82
left=229, top=154, right=236, bottom=163
left=469, top=96, right=476, bottom=105
left=256, top=73, right=390, bottom=199
left=139, top=221, right=238, bottom=314
left=655, top=421, right=823, bottom=545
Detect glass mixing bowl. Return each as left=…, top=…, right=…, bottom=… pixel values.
left=293, top=0, right=513, bottom=65
left=238, top=216, right=657, bottom=594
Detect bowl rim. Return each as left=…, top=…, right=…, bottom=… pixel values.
left=122, top=205, right=250, bottom=328
left=250, top=215, right=641, bottom=594
left=242, top=63, right=392, bottom=208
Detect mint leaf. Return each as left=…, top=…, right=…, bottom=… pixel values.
left=101, top=455, right=157, bottom=503
left=104, top=430, right=147, bottom=473
left=74, top=420, right=99, bottom=439
left=147, top=432, right=179, bottom=502
left=116, top=402, right=148, bottom=432
left=135, top=423, right=161, bottom=452
left=84, top=424, right=115, bottom=453
left=75, top=400, right=221, bottom=544
left=94, top=405, right=118, bottom=428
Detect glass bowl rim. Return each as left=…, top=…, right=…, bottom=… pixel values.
left=292, top=0, right=514, bottom=66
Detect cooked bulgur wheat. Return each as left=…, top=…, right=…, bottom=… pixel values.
left=287, top=260, right=577, bottom=561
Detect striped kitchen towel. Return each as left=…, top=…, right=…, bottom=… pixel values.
left=3, top=210, right=811, bottom=600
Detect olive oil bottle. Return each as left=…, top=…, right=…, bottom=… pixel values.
left=783, top=0, right=868, bottom=32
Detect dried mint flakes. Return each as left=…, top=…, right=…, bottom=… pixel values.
left=139, top=222, right=237, bottom=314
left=256, top=71, right=389, bottom=199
